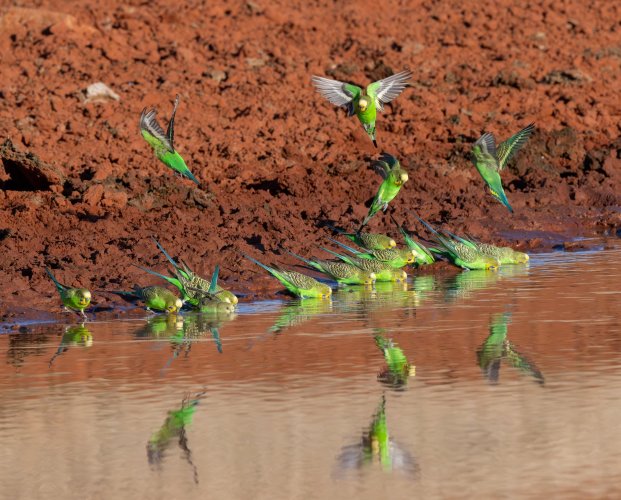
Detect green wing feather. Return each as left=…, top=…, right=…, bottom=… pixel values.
left=496, top=123, right=535, bottom=170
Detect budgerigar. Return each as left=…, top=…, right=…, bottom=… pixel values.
left=312, top=70, right=412, bottom=147
left=390, top=215, right=435, bottom=266
left=445, top=232, right=529, bottom=265
left=285, top=249, right=375, bottom=285
left=110, top=285, right=182, bottom=314
left=321, top=247, right=408, bottom=282
left=360, top=153, right=408, bottom=229
left=141, top=238, right=238, bottom=307
left=416, top=217, right=500, bottom=271
left=140, top=95, right=200, bottom=185
left=327, top=237, right=415, bottom=268
left=471, top=123, right=535, bottom=212
left=45, top=267, right=91, bottom=319
left=326, top=224, right=396, bottom=251
left=245, top=255, right=332, bottom=299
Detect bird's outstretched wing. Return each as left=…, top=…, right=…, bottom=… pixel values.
left=140, top=107, right=174, bottom=153
left=475, top=132, right=497, bottom=159
left=166, top=95, right=181, bottom=150
left=311, top=76, right=361, bottom=108
left=367, top=70, right=412, bottom=111
left=496, top=123, right=535, bottom=170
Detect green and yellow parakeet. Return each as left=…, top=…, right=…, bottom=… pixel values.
left=140, top=95, right=200, bottom=185
left=416, top=217, right=500, bottom=271
left=245, top=255, right=332, bottom=299
left=445, top=232, right=529, bottom=265
left=361, top=153, right=408, bottom=229
left=327, top=237, right=415, bottom=268
left=110, top=285, right=182, bottom=314
left=471, top=123, right=535, bottom=213
left=390, top=215, right=435, bottom=266
left=326, top=224, right=396, bottom=251
left=285, top=249, right=375, bottom=285
left=312, top=70, right=412, bottom=147
left=320, top=247, right=408, bottom=282
left=45, top=267, right=91, bottom=319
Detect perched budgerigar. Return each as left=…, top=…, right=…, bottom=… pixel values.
left=360, top=153, right=409, bottom=229
left=390, top=215, right=435, bottom=266
left=471, top=123, right=535, bottom=212
left=448, top=233, right=529, bottom=265
left=45, top=267, right=92, bottom=319
left=285, top=249, right=375, bottom=285
left=321, top=247, right=408, bottom=282
left=416, top=217, right=500, bottom=271
left=245, top=255, right=332, bottom=299
left=140, top=95, right=200, bottom=186
left=327, top=237, right=415, bottom=269
left=374, top=330, right=415, bottom=387
left=110, top=285, right=182, bottom=314
left=312, top=70, right=412, bottom=147
left=140, top=238, right=238, bottom=307
left=326, top=224, right=396, bottom=251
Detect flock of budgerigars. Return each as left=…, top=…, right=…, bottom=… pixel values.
left=45, top=69, right=534, bottom=319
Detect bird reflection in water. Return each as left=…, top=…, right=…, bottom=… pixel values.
left=374, top=329, right=415, bottom=389
left=147, top=390, right=206, bottom=484
left=49, top=323, right=93, bottom=367
left=335, top=395, right=417, bottom=476
left=477, top=312, right=544, bottom=385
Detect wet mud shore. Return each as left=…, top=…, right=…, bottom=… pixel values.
left=0, top=0, right=620, bottom=319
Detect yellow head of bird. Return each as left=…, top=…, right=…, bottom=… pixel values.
left=358, top=97, right=369, bottom=111
left=485, top=258, right=501, bottom=271
left=78, top=289, right=91, bottom=306
left=389, top=239, right=397, bottom=248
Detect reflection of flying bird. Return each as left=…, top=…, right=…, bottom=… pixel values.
left=49, top=323, right=93, bottom=367
left=45, top=267, right=91, bottom=320
left=471, top=123, right=535, bottom=212
left=312, top=70, right=412, bottom=147
left=335, top=395, right=417, bottom=476
left=147, top=391, right=206, bottom=484
left=477, top=313, right=544, bottom=385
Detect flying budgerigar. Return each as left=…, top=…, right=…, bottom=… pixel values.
left=361, top=153, right=408, bottom=229
left=312, top=70, right=412, bottom=147
left=45, top=267, right=92, bottom=320
left=471, top=123, right=535, bottom=212
left=326, top=224, right=396, bottom=251
left=110, top=285, right=183, bottom=314
left=245, top=255, right=332, bottom=299
left=140, top=95, right=200, bottom=185
left=374, top=330, right=415, bottom=386
left=285, top=249, right=376, bottom=286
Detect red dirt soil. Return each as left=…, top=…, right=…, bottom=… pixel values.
left=0, top=0, right=620, bottom=317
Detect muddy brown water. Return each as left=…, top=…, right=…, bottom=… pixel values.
left=1, top=247, right=620, bottom=499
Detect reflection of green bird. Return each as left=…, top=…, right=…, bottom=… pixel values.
left=49, top=323, right=93, bottom=366
left=312, top=70, right=412, bottom=147
left=245, top=255, right=332, bottom=299
left=321, top=247, right=408, bottom=282
left=140, top=95, right=200, bottom=185
left=374, top=330, right=414, bottom=387
left=328, top=238, right=415, bottom=269
left=471, top=123, right=535, bottom=212
left=147, top=391, right=205, bottom=484
left=477, top=313, right=544, bottom=385
left=110, top=285, right=182, bottom=314
left=285, top=249, right=375, bottom=285
left=45, top=267, right=91, bottom=319
left=141, top=238, right=238, bottom=307
left=335, top=395, right=417, bottom=476
left=326, top=225, right=396, bottom=251
left=416, top=217, right=499, bottom=270
left=269, top=299, right=332, bottom=335
left=361, top=153, right=408, bottom=229
left=390, top=215, right=435, bottom=266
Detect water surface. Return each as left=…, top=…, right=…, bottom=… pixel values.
left=1, top=248, right=621, bottom=499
